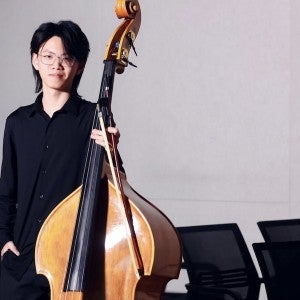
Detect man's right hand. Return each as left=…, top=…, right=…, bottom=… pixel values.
left=1, top=241, right=20, bottom=259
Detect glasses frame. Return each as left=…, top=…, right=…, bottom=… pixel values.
left=38, top=52, right=76, bottom=67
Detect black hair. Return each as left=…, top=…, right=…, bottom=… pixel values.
left=30, top=20, right=90, bottom=93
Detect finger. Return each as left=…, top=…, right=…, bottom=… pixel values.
left=107, top=127, right=120, bottom=136
left=91, top=129, right=102, bottom=136
left=10, top=244, right=20, bottom=256
left=1, top=241, right=20, bottom=257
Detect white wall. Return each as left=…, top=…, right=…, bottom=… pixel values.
left=1, top=1, right=299, bottom=298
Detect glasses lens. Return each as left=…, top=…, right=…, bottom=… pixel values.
left=41, top=54, right=54, bottom=65
left=62, top=57, right=75, bottom=67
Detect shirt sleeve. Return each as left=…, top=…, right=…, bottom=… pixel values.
left=0, top=117, right=17, bottom=250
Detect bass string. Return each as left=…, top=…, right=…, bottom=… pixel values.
left=68, top=72, right=112, bottom=290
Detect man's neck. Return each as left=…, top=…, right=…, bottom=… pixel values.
left=42, top=89, right=71, bottom=118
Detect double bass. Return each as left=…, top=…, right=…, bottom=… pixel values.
left=35, top=0, right=182, bottom=299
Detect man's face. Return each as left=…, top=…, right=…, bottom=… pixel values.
left=32, top=36, right=83, bottom=93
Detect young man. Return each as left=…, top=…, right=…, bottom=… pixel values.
left=0, top=20, right=120, bottom=299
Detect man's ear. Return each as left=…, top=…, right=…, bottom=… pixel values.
left=32, top=53, right=39, bottom=70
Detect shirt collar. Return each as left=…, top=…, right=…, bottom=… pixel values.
left=28, top=92, right=81, bottom=118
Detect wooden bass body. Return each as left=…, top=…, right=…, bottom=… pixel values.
left=35, top=169, right=182, bottom=299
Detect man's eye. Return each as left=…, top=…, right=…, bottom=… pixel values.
left=44, top=55, right=53, bottom=59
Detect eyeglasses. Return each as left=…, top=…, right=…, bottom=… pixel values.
left=39, top=52, right=76, bottom=67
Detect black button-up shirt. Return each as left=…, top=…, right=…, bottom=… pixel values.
left=0, top=93, right=97, bottom=278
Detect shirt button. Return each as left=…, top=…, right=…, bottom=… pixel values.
left=37, top=219, right=42, bottom=223
left=39, top=194, right=44, bottom=199
left=42, top=170, right=47, bottom=174
left=45, top=145, right=49, bottom=149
